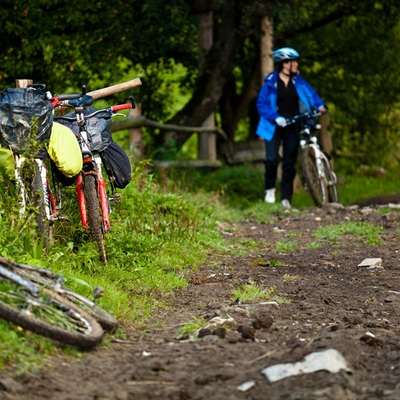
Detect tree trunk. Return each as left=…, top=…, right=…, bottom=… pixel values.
left=128, top=104, right=145, bottom=161
left=260, top=16, right=274, bottom=83
left=198, top=9, right=216, bottom=161
left=164, top=0, right=245, bottom=150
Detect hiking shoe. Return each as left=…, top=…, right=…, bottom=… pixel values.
left=282, top=199, right=292, bottom=211
left=265, top=189, right=276, bottom=203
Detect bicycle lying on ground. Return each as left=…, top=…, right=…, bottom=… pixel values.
left=52, top=86, right=134, bottom=263
left=0, top=257, right=107, bottom=348
left=286, top=111, right=339, bottom=207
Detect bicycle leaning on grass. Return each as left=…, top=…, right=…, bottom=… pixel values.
left=286, top=111, right=339, bottom=207
left=52, top=86, right=135, bottom=263
left=0, top=257, right=107, bottom=348
left=0, top=84, right=81, bottom=249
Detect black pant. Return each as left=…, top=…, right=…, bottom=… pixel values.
left=264, top=126, right=300, bottom=202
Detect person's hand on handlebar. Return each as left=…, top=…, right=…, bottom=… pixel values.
left=275, top=116, right=287, bottom=127
left=318, top=106, right=328, bottom=114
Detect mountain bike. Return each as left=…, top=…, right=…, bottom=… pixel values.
left=0, top=84, right=82, bottom=249
left=52, top=87, right=134, bottom=263
left=286, top=111, right=339, bottom=206
left=0, top=257, right=118, bottom=332
left=0, top=257, right=104, bottom=348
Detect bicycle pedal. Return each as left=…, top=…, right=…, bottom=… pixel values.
left=110, top=193, right=122, bottom=203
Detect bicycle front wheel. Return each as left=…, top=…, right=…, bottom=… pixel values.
left=21, top=159, right=54, bottom=249
left=322, top=158, right=340, bottom=203
left=0, top=258, right=118, bottom=332
left=83, top=174, right=107, bottom=263
left=0, top=277, right=104, bottom=349
left=300, top=146, right=328, bottom=207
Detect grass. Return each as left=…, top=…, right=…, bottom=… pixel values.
left=231, top=279, right=273, bottom=303
left=231, top=280, right=290, bottom=304
left=177, top=316, right=207, bottom=336
left=314, top=221, right=383, bottom=245
left=275, top=240, right=298, bottom=253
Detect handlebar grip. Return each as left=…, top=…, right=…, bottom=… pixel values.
left=57, top=93, right=81, bottom=101
left=111, top=104, right=133, bottom=112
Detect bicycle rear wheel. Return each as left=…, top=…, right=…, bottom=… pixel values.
left=300, top=146, right=328, bottom=207
left=0, top=272, right=104, bottom=349
left=83, top=173, right=107, bottom=263
left=322, top=158, right=340, bottom=203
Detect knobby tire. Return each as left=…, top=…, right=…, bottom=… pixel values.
left=0, top=277, right=104, bottom=348
left=83, top=174, right=107, bottom=263
left=322, top=158, right=340, bottom=203
left=0, top=258, right=118, bottom=332
left=300, top=146, right=328, bottom=207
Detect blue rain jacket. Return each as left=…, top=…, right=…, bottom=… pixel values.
left=256, top=71, right=325, bottom=141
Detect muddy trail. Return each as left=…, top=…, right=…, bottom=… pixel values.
left=1, top=198, right=400, bottom=400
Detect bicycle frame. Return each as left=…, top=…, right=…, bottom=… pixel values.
left=14, top=154, right=57, bottom=221
left=0, top=264, right=39, bottom=296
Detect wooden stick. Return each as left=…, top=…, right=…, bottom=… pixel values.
left=15, top=79, right=33, bottom=88
left=111, top=116, right=228, bottom=140
left=87, top=77, right=142, bottom=100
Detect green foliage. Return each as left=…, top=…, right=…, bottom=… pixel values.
left=159, top=165, right=265, bottom=208
left=232, top=280, right=290, bottom=304
left=177, top=316, right=206, bottom=335
left=231, top=279, right=271, bottom=303
left=275, top=240, right=297, bottom=253
left=0, top=320, right=55, bottom=373
left=314, top=222, right=383, bottom=245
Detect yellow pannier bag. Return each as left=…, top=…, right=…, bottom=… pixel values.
left=0, top=147, right=15, bottom=182
left=48, top=122, right=82, bottom=177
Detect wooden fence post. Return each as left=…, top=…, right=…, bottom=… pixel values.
left=16, top=79, right=33, bottom=88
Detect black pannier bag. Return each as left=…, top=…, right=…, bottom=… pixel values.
left=59, top=107, right=132, bottom=189
left=0, top=87, right=53, bottom=153
left=100, top=141, right=132, bottom=189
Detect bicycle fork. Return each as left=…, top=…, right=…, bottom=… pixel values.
left=14, top=155, right=56, bottom=221
left=76, top=156, right=111, bottom=233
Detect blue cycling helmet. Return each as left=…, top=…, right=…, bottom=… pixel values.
left=272, top=47, right=300, bottom=63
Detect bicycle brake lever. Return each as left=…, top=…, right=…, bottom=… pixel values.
left=128, top=95, right=136, bottom=109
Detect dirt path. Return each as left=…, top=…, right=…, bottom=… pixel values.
left=1, top=201, right=400, bottom=400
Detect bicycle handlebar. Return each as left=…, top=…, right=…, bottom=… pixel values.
left=57, top=93, right=82, bottom=101
left=111, top=103, right=133, bottom=112
left=54, top=103, right=133, bottom=122
left=285, top=111, right=321, bottom=127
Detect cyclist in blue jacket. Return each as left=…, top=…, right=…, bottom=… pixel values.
left=256, top=47, right=327, bottom=210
